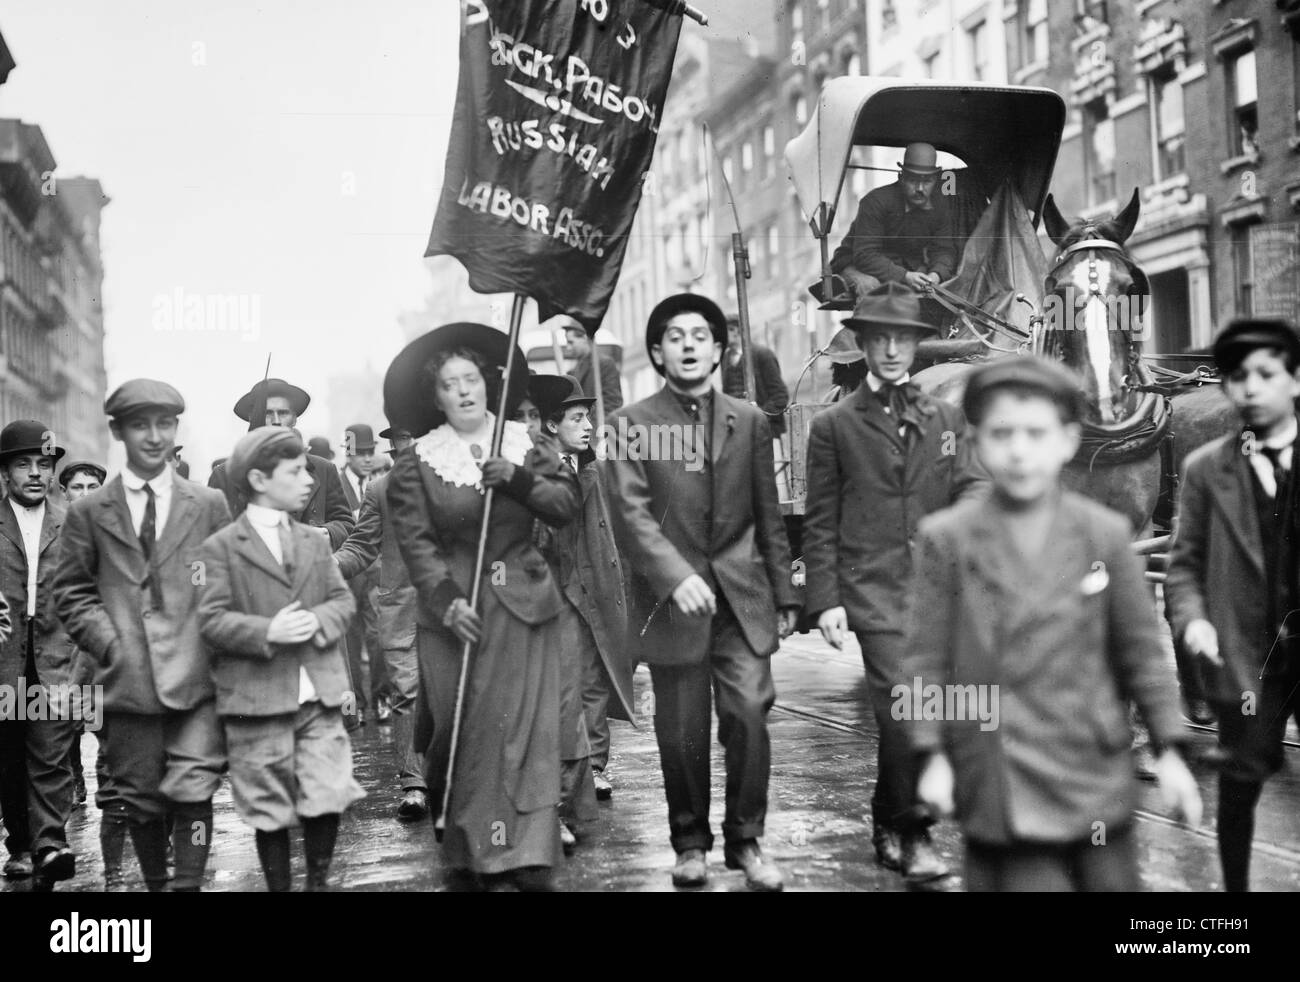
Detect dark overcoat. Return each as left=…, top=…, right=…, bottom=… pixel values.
left=0, top=498, right=70, bottom=689
left=802, top=382, right=986, bottom=634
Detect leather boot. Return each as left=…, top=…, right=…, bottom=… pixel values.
left=100, top=806, right=129, bottom=891
left=901, top=830, right=950, bottom=883
left=255, top=829, right=293, bottom=892
left=127, top=818, right=171, bottom=892
left=303, top=813, right=339, bottom=892
left=169, top=800, right=214, bottom=892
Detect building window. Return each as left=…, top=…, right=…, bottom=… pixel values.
left=818, top=0, right=830, bottom=33
left=1147, top=268, right=1191, bottom=353
left=1084, top=98, right=1116, bottom=206
left=790, top=1, right=804, bottom=50
left=763, top=124, right=776, bottom=179
left=1075, top=0, right=1109, bottom=26
left=845, top=51, right=861, bottom=77
left=967, top=20, right=987, bottom=81
left=1025, top=0, right=1049, bottom=67
left=794, top=95, right=808, bottom=126
left=1227, top=48, right=1259, bottom=158
left=767, top=224, right=780, bottom=279
left=742, top=140, right=754, bottom=173
left=1150, top=67, right=1185, bottom=179
left=722, top=155, right=734, bottom=184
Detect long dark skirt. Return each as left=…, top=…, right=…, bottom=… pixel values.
left=415, top=589, right=562, bottom=874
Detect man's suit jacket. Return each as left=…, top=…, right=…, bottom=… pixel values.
left=198, top=512, right=356, bottom=717
left=572, top=352, right=624, bottom=413
left=721, top=343, right=790, bottom=437
left=803, top=382, right=986, bottom=634
left=1165, top=430, right=1294, bottom=703
left=53, top=474, right=232, bottom=714
left=0, top=497, right=71, bottom=689
left=902, top=492, right=1186, bottom=844
left=607, top=387, right=798, bottom=666
left=334, top=473, right=415, bottom=651
left=209, top=451, right=353, bottom=549
left=829, top=182, right=957, bottom=284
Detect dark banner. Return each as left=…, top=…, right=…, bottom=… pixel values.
left=427, top=0, right=684, bottom=334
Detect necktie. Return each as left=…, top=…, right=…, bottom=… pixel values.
left=140, top=483, right=164, bottom=610
left=563, top=454, right=577, bottom=475
left=1263, top=446, right=1290, bottom=509
left=277, top=517, right=296, bottom=577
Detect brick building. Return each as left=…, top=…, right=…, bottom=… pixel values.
left=0, top=32, right=109, bottom=464
left=1018, top=0, right=1300, bottom=351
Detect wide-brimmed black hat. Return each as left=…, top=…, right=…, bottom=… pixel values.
left=843, top=282, right=938, bottom=335
left=530, top=374, right=596, bottom=420
left=57, top=460, right=107, bottom=489
left=962, top=355, right=1086, bottom=425
left=306, top=436, right=333, bottom=458
left=645, top=293, right=728, bottom=376
left=233, top=378, right=311, bottom=423
left=0, top=420, right=66, bottom=464
left=1211, top=318, right=1300, bottom=373
left=383, top=322, right=529, bottom=436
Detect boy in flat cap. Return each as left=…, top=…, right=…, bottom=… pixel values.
left=803, top=281, right=986, bottom=883
left=903, top=356, right=1200, bottom=891
left=0, top=420, right=75, bottom=890
left=54, top=379, right=232, bottom=891
left=607, top=293, right=798, bottom=891
left=199, top=428, right=362, bottom=891
left=1166, top=318, right=1300, bottom=891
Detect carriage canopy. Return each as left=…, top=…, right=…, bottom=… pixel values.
left=784, top=77, right=1067, bottom=239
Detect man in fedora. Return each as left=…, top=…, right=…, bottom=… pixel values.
left=803, top=282, right=986, bottom=884
left=826, top=142, right=956, bottom=305
left=339, top=423, right=386, bottom=724
left=208, top=378, right=353, bottom=550
left=0, top=420, right=77, bottom=890
left=54, top=381, right=232, bottom=891
left=607, top=293, right=799, bottom=891
left=561, top=317, right=623, bottom=414
left=334, top=423, right=427, bottom=820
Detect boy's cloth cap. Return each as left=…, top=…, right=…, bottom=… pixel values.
left=227, top=426, right=304, bottom=492
left=962, top=355, right=1086, bottom=424
left=104, top=379, right=186, bottom=419
left=1211, top=318, right=1300, bottom=372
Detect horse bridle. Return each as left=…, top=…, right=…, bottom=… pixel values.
left=1046, top=236, right=1151, bottom=299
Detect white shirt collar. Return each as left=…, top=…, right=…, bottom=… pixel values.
left=122, top=464, right=173, bottom=494
left=866, top=371, right=911, bottom=392
left=245, top=502, right=287, bottom=529
left=7, top=496, right=45, bottom=519
left=1259, top=416, right=1298, bottom=451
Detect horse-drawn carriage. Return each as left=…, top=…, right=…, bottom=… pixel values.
left=773, top=77, right=1232, bottom=570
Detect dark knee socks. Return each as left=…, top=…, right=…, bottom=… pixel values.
left=100, top=806, right=129, bottom=886
left=255, top=829, right=292, bottom=892
left=1218, top=775, right=1263, bottom=893
left=302, top=813, right=339, bottom=891
left=169, top=800, right=214, bottom=892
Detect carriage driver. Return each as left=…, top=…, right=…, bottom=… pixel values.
left=826, top=142, right=957, bottom=303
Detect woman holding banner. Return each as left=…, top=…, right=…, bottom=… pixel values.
left=384, top=323, right=580, bottom=891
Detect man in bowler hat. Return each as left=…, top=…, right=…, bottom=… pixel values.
left=54, top=380, right=232, bottom=891
left=803, top=282, right=986, bottom=883
left=607, top=293, right=799, bottom=891
left=339, top=423, right=387, bottom=723
left=0, top=420, right=76, bottom=890
left=825, top=142, right=956, bottom=306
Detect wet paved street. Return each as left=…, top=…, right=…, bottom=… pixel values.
left=6, top=632, right=1299, bottom=892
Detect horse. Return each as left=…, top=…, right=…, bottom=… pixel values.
left=915, top=188, right=1236, bottom=534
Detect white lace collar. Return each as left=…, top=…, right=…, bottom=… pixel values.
left=414, top=414, right=532, bottom=492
